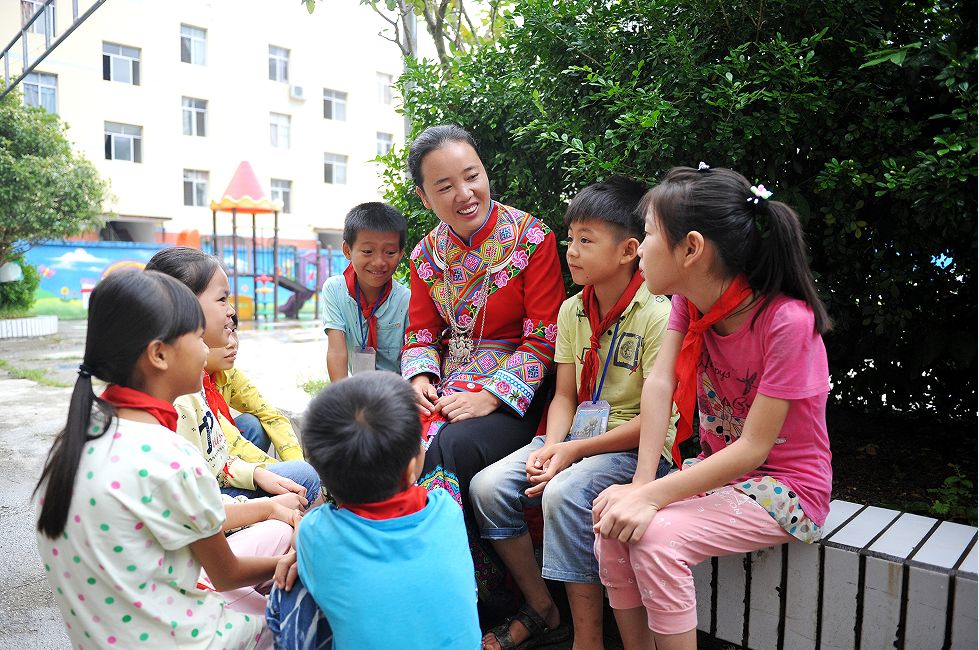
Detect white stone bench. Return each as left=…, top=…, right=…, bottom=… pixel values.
left=692, top=499, right=978, bottom=649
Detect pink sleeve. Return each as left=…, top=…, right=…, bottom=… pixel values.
left=757, top=300, right=829, bottom=400
left=667, top=294, right=690, bottom=334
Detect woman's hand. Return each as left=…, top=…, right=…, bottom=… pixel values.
left=436, top=390, right=500, bottom=422
left=254, top=467, right=307, bottom=500
left=592, top=482, right=662, bottom=544
left=270, top=491, right=309, bottom=511
left=410, top=375, right=439, bottom=415
left=525, top=442, right=580, bottom=497
left=273, top=550, right=299, bottom=591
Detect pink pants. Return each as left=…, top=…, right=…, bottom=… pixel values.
left=594, top=486, right=793, bottom=635
left=200, top=520, right=294, bottom=650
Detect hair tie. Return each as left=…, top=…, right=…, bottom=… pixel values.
left=697, top=161, right=710, bottom=172
left=747, top=184, right=773, bottom=204
left=78, top=363, right=95, bottom=379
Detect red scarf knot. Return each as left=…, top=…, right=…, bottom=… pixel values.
left=341, top=485, right=428, bottom=520
left=344, top=265, right=393, bottom=350
left=98, top=384, right=179, bottom=432
left=577, top=270, right=645, bottom=405
left=671, top=275, right=753, bottom=466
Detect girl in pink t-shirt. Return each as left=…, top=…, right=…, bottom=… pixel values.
left=592, top=165, right=832, bottom=649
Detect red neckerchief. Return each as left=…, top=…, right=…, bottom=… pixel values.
left=344, top=265, right=392, bottom=350
left=203, top=371, right=235, bottom=426
left=672, top=275, right=753, bottom=465
left=341, top=485, right=428, bottom=520
left=99, top=384, right=178, bottom=432
left=577, top=270, right=645, bottom=404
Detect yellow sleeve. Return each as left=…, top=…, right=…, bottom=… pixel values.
left=218, top=369, right=305, bottom=461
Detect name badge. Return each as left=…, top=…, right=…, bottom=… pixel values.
left=351, top=346, right=377, bottom=375
left=567, top=400, right=610, bottom=441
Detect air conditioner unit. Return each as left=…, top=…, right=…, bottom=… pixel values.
left=289, top=85, right=305, bottom=101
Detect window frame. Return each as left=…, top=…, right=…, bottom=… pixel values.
left=376, top=72, right=393, bottom=105
left=21, top=0, right=55, bottom=37
left=102, top=42, right=141, bottom=85
left=104, top=122, right=143, bottom=163
left=182, top=169, right=209, bottom=207
left=323, top=153, right=348, bottom=185
left=270, top=179, right=292, bottom=214
left=23, top=71, right=57, bottom=113
left=180, top=24, right=206, bottom=65
left=268, top=45, right=289, bottom=82
left=269, top=112, right=291, bottom=148
left=181, top=97, right=207, bottom=137
left=376, top=131, right=394, bottom=156
left=323, top=88, right=347, bottom=121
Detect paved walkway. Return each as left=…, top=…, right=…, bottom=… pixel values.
left=0, top=319, right=327, bottom=649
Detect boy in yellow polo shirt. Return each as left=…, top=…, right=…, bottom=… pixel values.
left=470, top=177, right=676, bottom=650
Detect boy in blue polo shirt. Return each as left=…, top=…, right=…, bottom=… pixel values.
left=321, top=202, right=410, bottom=379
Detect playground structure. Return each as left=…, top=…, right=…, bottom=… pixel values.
left=206, top=161, right=346, bottom=321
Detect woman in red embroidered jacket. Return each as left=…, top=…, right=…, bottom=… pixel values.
left=403, top=125, right=564, bottom=598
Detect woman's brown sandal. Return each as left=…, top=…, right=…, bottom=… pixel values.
left=484, top=603, right=571, bottom=649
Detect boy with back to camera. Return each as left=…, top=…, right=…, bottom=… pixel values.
left=266, top=371, right=481, bottom=650
left=470, top=177, right=678, bottom=649
left=321, top=202, right=410, bottom=380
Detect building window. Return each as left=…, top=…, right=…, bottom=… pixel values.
left=180, top=24, right=206, bottom=65
left=183, top=170, right=209, bottom=207
left=21, top=1, right=55, bottom=37
left=324, top=153, right=347, bottom=185
left=268, top=45, right=289, bottom=82
left=103, top=42, right=140, bottom=85
left=269, top=113, right=290, bottom=148
left=181, top=97, right=207, bottom=137
left=23, top=72, right=57, bottom=113
left=271, top=179, right=292, bottom=213
left=376, top=132, right=394, bottom=156
left=323, top=89, right=347, bottom=121
left=104, top=122, right=142, bottom=162
left=376, top=72, right=393, bottom=105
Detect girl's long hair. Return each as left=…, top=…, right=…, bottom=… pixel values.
left=144, top=246, right=222, bottom=296
left=643, top=166, right=831, bottom=333
left=34, top=270, right=205, bottom=538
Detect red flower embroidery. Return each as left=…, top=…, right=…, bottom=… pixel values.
left=417, top=261, right=434, bottom=281
left=494, top=270, right=509, bottom=289
left=495, top=380, right=512, bottom=396
left=512, top=249, right=529, bottom=270
left=415, top=329, right=433, bottom=344
left=544, top=323, right=558, bottom=342
left=526, top=227, right=546, bottom=245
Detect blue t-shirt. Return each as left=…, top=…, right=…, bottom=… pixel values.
left=296, top=489, right=480, bottom=650
left=321, top=273, right=410, bottom=374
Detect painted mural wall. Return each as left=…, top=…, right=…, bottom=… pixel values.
left=23, top=241, right=349, bottom=319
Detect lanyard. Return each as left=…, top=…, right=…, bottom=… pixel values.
left=355, top=282, right=385, bottom=351
left=592, top=317, right=621, bottom=403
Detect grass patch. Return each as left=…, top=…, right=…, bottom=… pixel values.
left=299, top=377, right=329, bottom=396
left=0, top=358, right=71, bottom=387
left=30, top=297, right=87, bottom=319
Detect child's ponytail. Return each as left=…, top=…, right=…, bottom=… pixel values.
left=747, top=200, right=832, bottom=334
left=34, top=270, right=206, bottom=538
left=35, top=368, right=113, bottom=538
left=646, top=166, right=831, bottom=334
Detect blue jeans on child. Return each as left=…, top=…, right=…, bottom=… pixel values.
left=266, top=577, right=333, bottom=650
left=470, top=435, right=671, bottom=583
left=234, top=412, right=272, bottom=455
left=220, top=461, right=321, bottom=506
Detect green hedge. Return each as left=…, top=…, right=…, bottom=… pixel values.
left=378, top=0, right=977, bottom=420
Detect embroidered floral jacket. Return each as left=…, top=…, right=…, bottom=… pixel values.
left=402, top=201, right=564, bottom=415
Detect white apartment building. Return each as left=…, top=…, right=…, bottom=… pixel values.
left=4, top=0, right=409, bottom=247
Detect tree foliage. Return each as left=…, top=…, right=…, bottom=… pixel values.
left=306, top=0, right=506, bottom=63
left=0, top=87, right=106, bottom=265
left=378, top=0, right=977, bottom=419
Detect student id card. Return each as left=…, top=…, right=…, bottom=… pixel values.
left=567, top=400, right=610, bottom=441
left=351, top=346, right=376, bottom=375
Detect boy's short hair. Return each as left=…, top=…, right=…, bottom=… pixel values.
left=564, top=176, right=648, bottom=242
left=302, top=371, right=421, bottom=504
left=342, top=202, right=408, bottom=250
